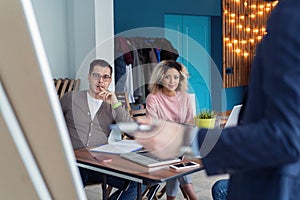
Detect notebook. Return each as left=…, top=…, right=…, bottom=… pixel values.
left=90, top=140, right=143, bottom=154
left=120, top=151, right=182, bottom=167
left=224, top=104, right=243, bottom=128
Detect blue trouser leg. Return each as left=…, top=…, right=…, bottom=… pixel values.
left=211, top=179, right=229, bottom=200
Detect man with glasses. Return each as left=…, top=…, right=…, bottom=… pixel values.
left=60, top=59, right=139, bottom=200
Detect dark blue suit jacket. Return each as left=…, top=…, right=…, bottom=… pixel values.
left=201, top=0, right=300, bottom=199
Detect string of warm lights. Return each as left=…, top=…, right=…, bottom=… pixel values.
left=223, top=0, right=278, bottom=88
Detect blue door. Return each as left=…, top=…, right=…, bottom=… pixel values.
left=165, top=14, right=211, bottom=112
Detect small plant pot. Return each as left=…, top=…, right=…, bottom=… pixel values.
left=194, top=117, right=216, bottom=129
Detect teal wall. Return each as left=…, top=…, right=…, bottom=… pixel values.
left=114, top=0, right=221, bottom=33
left=114, top=0, right=246, bottom=111
left=223, top=86, right=246, bottom=111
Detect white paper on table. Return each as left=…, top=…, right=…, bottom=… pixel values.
left=90, top=140, right=143, bottom=154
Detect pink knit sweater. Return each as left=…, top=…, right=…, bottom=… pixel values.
left=146, top=91, right=194, bottom=124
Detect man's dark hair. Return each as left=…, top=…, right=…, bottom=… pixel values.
left=89, top=59, right=113, bottom=75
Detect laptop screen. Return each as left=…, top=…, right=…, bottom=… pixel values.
left=224, top=104, right=243, bottom=128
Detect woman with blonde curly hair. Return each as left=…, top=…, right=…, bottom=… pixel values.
left=146, top=60, right=197, bottom=200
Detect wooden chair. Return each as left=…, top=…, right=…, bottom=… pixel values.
left=115, top=91, right=131, bottom=112
left=115, top=92, right=148, bottom=120
left=130, top=108, right=146, bottom=118
left=54, top=78, right=80, bottom=99
left=54, top=78, right=62, bottom=92
left=128, top=102, right=147, bottom=118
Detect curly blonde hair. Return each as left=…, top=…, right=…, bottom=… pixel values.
left=148, top=60, right=189, bottom=94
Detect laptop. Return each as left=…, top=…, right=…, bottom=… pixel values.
left=224, top=104, right=243, bottom=128
left=120, top=150, right=182, bottom=168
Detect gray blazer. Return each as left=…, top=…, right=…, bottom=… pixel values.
left=60, top=90, right=133, bottom=149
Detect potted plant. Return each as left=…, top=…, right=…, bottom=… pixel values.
left=194, top=109, right=216, bottom=129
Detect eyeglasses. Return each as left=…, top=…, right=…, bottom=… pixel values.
left=91, top=73, right=111, bottom=82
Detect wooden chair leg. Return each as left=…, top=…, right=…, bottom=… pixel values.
left=156, top=185, right=166, bottom=199
left=146, top=184, right=160, bottom=200
left=142, top=184, right=160, bottom=200
left=179, top=185, right=189, bottom=200
left=109, top=180, right=131, bottom=200
left=106, top=185, right=113, bottom=196
left=142, top=185, right=152, bottom=199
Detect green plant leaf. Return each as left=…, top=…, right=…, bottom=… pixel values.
left=195, top=109, right=216, bottom=119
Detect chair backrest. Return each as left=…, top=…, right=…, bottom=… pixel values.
left=54, top=78, right=80, bottom=99
left=130, top=109, right=146, bottom=118
left=115, top=92, right=131, bottom=112
left=54, top=78, right=62, bottom=92
left=115, top=91, right=147, bottom=119
left=73, top=79, right=80, bottom=91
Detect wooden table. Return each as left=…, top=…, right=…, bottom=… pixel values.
left=75, top=147, right=203, bottom=200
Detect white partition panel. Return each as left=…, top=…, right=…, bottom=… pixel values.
left=0, top=0, right=86, bottom=199
left=94, top=0, right=115, bottom=91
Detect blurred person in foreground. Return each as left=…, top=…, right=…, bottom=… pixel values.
left=135, top=0, right=300, bottom=199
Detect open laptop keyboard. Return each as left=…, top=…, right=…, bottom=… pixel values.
left=120, top=151, right=181, bottom=167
